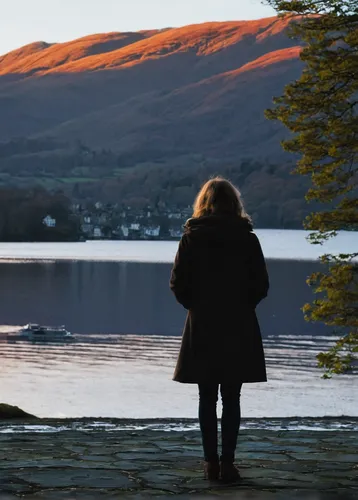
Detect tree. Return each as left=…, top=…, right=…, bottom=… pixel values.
left=265, top=1, right=358, bottom=376
left=0, top=187, right=80, bottom=242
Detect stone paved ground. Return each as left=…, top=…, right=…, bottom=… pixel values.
left=0, top=421, right=357, bottom=499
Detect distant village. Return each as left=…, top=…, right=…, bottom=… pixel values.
left=43, top=202, right=193, bottom=240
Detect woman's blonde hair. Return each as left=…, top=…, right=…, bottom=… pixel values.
left=192, top=176, right=251, bottom=221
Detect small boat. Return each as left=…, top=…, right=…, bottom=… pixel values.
left=20, top=323, right=73, bottom=341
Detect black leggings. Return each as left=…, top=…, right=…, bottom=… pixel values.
left=198, top=383, right=242, bottom=463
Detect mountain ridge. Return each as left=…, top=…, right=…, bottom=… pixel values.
left=0, top=16, right=310, bottom=229
left=0, top=16, right=296, bottom=76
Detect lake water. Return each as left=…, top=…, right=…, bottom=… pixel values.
left=0, top=230, right=357, bottom=262
left=1, top=332, right=357, bottom=420
left=0, top=232, right=357, bottom=424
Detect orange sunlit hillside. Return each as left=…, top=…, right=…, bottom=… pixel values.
left=0, top=16, right=295, bottom=76
left=0, top=41, right=53, bottom=68
left=0, top=16, right=303, bottom=163
left=0, top=32, right=160, bottom=75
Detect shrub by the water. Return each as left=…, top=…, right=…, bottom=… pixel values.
left=0, top=403, right=37, bottom=420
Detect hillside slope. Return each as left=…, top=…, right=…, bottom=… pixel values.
left=0, top=17, right=302, bottom=152
left=0, top=17, right=308, bottom=228
left=0, top=31, right=162, bottom=76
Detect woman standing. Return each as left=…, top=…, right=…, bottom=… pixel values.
left=170, top=177, right=269, bottom=483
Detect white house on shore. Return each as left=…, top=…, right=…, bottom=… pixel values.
left=43, top=215, right=56, bottom=228
left=170, top=228, right=183, bottom=238
left=144, top=226, right=161, bottom=238
left=121, top=225, right=129, bottom=238
left=93, top=227, right=103, bottom=238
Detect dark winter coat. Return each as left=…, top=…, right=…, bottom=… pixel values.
left=170, top=214, right=269, bottom=384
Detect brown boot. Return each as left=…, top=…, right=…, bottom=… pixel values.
left=220, top=461, right=241, bottom=483
left=204, top=461, right=220, bottom=481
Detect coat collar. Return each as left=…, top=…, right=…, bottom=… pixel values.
left=185, top=214, right=253, bottom=232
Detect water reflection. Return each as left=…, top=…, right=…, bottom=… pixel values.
left=0, top=334, right=356, bottom=419
left=0, top=259, right=331, bottom=335
left=1, top=334, right=336, bottom=370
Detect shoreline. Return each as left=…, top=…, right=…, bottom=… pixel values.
left=2, top=416, right=358, bottom=432
left=0, top=256, right=321, bottom=264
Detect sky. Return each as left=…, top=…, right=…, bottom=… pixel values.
left=0, top=0, right=276, bottom=56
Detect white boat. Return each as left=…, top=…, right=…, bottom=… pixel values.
left=21, top=323, right=73, bottom=341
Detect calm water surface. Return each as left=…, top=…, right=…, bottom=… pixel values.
left=1, top=233, right=357, bottom=426
left=0, top=230, right=357, bottom=262
left=1, top=330, right=356, bottom=420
